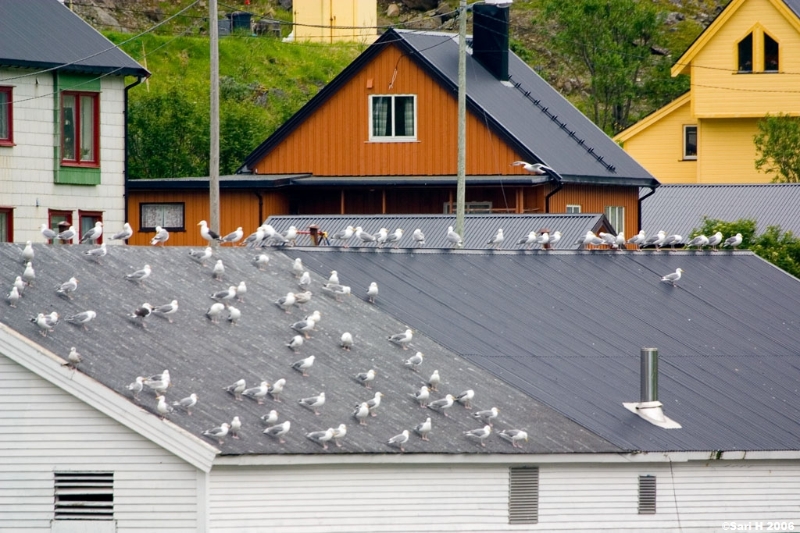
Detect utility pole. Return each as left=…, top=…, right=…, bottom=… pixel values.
left=455, top=0, right=467, bottom=240
left=209, top=0, right=221, bottom=238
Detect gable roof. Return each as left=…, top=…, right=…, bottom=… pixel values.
left=265, top=214, right=614, bottom=250
left=614, top=92, right=691, bottom=142
left=240, top=28, right=658, bottom=188
left=641, top=183, right=800, bottom=237
left=0, top=0, right=148, bottom=77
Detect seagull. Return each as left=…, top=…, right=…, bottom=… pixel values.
left=355, top=369, right=376, bottom=389
left=387, top=430, right=410, bottom=452
left=242, top=225, right=267, bottom=248
left=129, top=303, right=154, bottom=327
left=202, top=423, right=230, bottom=445
left=172, top=393, right=198, bottom=415
left=366, top=282, right=378, bottom=304
left=127, top=376, right=144, bottom=401
left=212, top=260, right=225, bottom=280
left=456, top=389, right=475, bottom=409
left=282, top=225, right=298, bottom=246
left=576, top=231, right=603, bottom=248
left=210, top=286, right=237, bottom=302
left=242, top=381, right=269, bottom=404
left=549, top=231, right=562, bottom=248
left=275, top=292, right=296, bottom=313
left=499, top=429, right=529, bottom=448
left=292, top=355, right=315, bottom=377
left=627, top=230, right=646, bottom=248
left=331, top=225, right=355, bottom=247
left=516, top=231, right=537, bottom=248
left=45, top=311, right=60, bottom=328
left=55, top=277, right=78, bottom=299
left=224, top=379, right=247, bottom=401
left=385, top=228, right=404, bottom=248
left=355, top=226, right=376, bottom=245
left=331, top=424, right=347, bottom=447
left=427, top=370, right=441, bottom=391
left=340, top=331, right=353, bottom=351
left=374, top=227, right=389, bottom=246
left=598, top=232, right=616, bottom=247
left=472, top=407, right=500, bottom=426
left=298, top=271, right=311, bottom=289
left=287, top=335, right=304, bottom=351
left=292, top=258, right=304, bottom=278
left=110, top=222, right=134, bottom=241
left=21, top=241, right=34, bottom=263
left=366, top=392, right=384, bottom=417
left=7, top=286, right=20, bottom=308
left=80, top=221, right=103, bottom=244
left=661, top=234, right=683, bottom=249
left=353, top=402, right=370, bottom=425
left=152, top=300, right=179, bottom=323
left=40, top=223, right=57, bottom=242
left=206, top=302, right=226, bottom=324
left=66, top=310, right=96, bottom=331
left=323, top=284, right=351, bottom=302
left=156, top=395, right=173, bottom=419
left=188, top=246, right=213, bottom=265
left=464, top=425, right=492, bottom=447
left=226, top=306, right=242, bottom=326
left=57, top=225, right=77, bottom=244
left=198, top=220, right=222, bottom=243
left=412, top=228, right=425, bottom=246
left=263, top=421, right=290, bottom=443
left=511, top=161, right=553, bottom=175
left=414, top=417, right=432, bottom=441
left=150, top=226, right=169, bottom=246
left=261, top=410, right=278, bottom=426
left=446, top=226, right=463, bottom=248
left=253, top=254, right=270, bottom=271
left=723, top=233, right=743, bottom=249
left=428, top=394, right=455, bottom=417
left=13, top=276, right=25, bottom=295
left=404, top=351, right=424, bottom=371
left=294, top=290, right=312, bottom=304
left=410, top=385, right=430, bottom=408
left=125, top=264, right=151, bottom=284
left=614, top=232, right=626, bottom=249
left=305, top=310, right=322, bottom=326
left=84, top=242, right=107, bottom=261
left=298, top=391, right=325, bottom=415
left=660, top=268, right=684, bottom=287
left=536, top=231, right=551, bottom=249
left=707, top=231, right=723, bottom=250
left=34, top=313, right=53, bottom=336
left=291, top=316, right=316, bottom=339
left=685, top=234, right=709, bottom=249
left=307, top=428, right=335, bottom=450
left=487, top=228, right=504, bottom=248
left=65, top=346, right=82, bottom=368
left=230, top=416, right=242, bottom=439
left=644, top=230, right=667, bottom=250
left=220, top=227, right=243, bottom=245
left=143, top=370, right=170, bottom=395
left=22, top=261, right=35, bottom=286
left=328, top=270, right=340, bottom=285
left=268, top=378, right=286, bottom=402
left=388, top=328, right=413, bottom=350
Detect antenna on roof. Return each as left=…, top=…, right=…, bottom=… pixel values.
left=623, top=347, right=681, bottom=429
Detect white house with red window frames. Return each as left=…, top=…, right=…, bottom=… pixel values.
left=0, top=0, right=148, bottom=244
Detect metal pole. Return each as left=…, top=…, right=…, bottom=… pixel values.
left=209, top=0, right=221, bottom=238
left=455, top=0, right=467, bottom=239
left=640, top=347, right=659, bottom=403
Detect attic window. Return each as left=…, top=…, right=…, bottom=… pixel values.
left=369, top=95, right=416, bottom=141
left=638, top=475, right=656, bottom=514
left=764, top=33, right=779, bottom=72
left=738, top=33, right=753, bottom=72
left=509, top=466, right=539, bottom=524
left=54, top=472, right=114, bottom=520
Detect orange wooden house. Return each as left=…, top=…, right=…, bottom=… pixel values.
left=127, top=5, right=658, bottom=246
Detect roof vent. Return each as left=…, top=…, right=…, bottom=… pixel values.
left=623, top=347, right=681, bottom=429
left=472, top=3, right=512, bottom=81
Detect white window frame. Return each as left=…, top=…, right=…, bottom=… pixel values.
left=605, top=206, right=625, bottom=235
left=566, top=204, right=581, bottom=214
left=683, top=125, right=697, bottom=160
left=443, top=201, right=492, bottom=214
left=368, top=94, right=417, bottom=141
left=140, top=202, right=185, bottom=232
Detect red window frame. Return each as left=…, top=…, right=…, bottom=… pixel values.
left=48, top=209, right=73, bottom=244
left=0, top=207, right=14, bottom=242
left=61, top=91, right=99, bottom=167
left=0, top=87, right=12, bottom=147
left=78, top=210, right=103, bottom=244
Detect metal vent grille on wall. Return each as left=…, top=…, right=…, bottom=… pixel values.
left=509, top=466, right=539, bottom=524
left=54, top=472, right=114, bottom=520
left=638, top=474, right=657, bottom=514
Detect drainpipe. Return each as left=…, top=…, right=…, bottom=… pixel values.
left=254, top=190, right=263, bottom=224
left=544, top=179, right=563, bottom=213
left=637, top=186, right=657, bottom=232
left=124, top=76, right=144, bottom=229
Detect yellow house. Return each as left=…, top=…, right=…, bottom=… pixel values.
left=615, top=0, right=800, bottom=183
left=289, top=0, right=377, bottom=44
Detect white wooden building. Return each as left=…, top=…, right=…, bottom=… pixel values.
left=0, top=0, right=148, bottom=244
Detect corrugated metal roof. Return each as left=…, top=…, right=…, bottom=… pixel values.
left=266, top=214, right=612, bottom=250
left=641, top=184, right=800, bottom=237
left=293, top=248, right=800, bottom=452
left=0, top=0, right=148, bottom=77
left=784, top=0, right=800, bottom=18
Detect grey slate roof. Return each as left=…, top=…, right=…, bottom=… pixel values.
left=0, top=0, right=148, bottom=77
left=641, top=184, right=800, bottom=238
left=293, top=248, right=800, bottom=453
left=0, top=243, right=615, bottom=456
left=266, top=214, right=614, bottom=250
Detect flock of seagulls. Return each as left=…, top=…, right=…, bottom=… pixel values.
left=575, top=229, right=745, bottom=251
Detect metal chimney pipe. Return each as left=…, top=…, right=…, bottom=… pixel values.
left=640, top=347, right=659, bottom=403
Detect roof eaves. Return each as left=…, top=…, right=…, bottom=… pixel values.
left=671, top=0, right=745, bottom=76
left=0, top=59, right=148, bottom=78
left=561, top=174, right=660, bottom=188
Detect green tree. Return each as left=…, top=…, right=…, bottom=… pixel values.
left=754, top=113, right=800, bottom=183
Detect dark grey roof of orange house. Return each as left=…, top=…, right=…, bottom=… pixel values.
left=127, top=175, right=310, bottom=190
left=0, top=243, right=616, bottom=456
left=239, top=28, right=659, bottom=189
left=266, top=214, right=615, bottom=250
left=0, top=0, right=148, bottom=77
left=641, top=184, right=800, bottom=238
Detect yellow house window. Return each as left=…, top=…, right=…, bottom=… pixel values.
left=764, top=33, right=779, bottom=72
left=738, top=33, right=753, bottom=72
left=683, top=125, right=697, bottom=160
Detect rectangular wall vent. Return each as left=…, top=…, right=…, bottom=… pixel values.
left=509, top=466, right=539, bottom=524
left=638, top=474, right=656, bottom=514
left=54, top=472, right=114, bottom=520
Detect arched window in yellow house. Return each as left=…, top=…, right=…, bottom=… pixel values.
left=764, top=33, right=779, bottom=72
left=738, top=33, right=753, bottom=72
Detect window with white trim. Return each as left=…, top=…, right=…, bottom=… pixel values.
left=638, top=475, right=656, bottom=514
left=566, top=204, right=581, bottom=214
left=509, top=466, right=539, bottom=524
left=0, top=87, right=12, bottom=146
left=140, top=202, right=184, bottom=231
left=369, top=95, right=416, bottom=140
left=443, top=201, right=492, bottom=214
left=683, top=125, right=697, bottom=160
left=605, top=206, right=625, bottom=235
left=54, top=472, right=113, bottom=520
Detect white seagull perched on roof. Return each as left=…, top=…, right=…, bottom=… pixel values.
left=412, top=228, right=425, bottom=246
left=723, top=233, right=743, bottom=249
left=242, top=381, right=269, bottom=405
left=374, top=227, right=389, bottom=246
left=172, top=393, right=198, bottom=416
left=220, top=227, right=243, bottom=245
left=340, top=331, right=353, bottom=351
left=291, top=316, right=316, bottom=339
left=150, top=226, right=169, bottom=246
left=283, top=225, right=298, bottom=246
left=202, top=423, right=230, bottom=445
left=549, top=230, right=562, bottom=247
left=627, top=230, right=646, bottom=248
left=472, top=406, right=500, bottom=426
left=660, top=268, right=684, bottom=287
left=517, top=231, right=537, bottom=248
left=292, top=355, right=315, bottom=377
left=253, top=254, right=270, bottom=271
left=65, top=347, right=82, bottom=368
left=23, top=261, right=35, bottom=286
left=210, top=285, right=237, bottom=302
left=414, top=417, right=432, bottom=441
left=206, top=302, right=225, bottom=324
left=456, top=389, right=475, bottom=410
left=156, top=395, right=173, bottom=419
left=275, top=292, right=296, bottom=313
left=80, top=221, right=103, bottom=244
left=487, top=228, right=504, bottom=248
left=263, top=421, right=290, bottom=443
left=410, top=385, right=430, bottom=408
left=536, top=231, right=551, bottom=248
left=685, top=234, right=709, bottom=249
left=152, top=300, right=178, bottom=323
left=298, top=271, right=311, bottom=289
left=292, top=258, right=304, bottom=278
left=212, top=259, right=225, bottom=280
left=707, top=231, right=723, bottom=250
left=464, top=425, right=492, bottom=447
left=576, top=231, right=603, bottom=248
left=261, top=410, right=278, bottom=426
left=355, top=369, right=376, bottom=389
left=231, top=417, right=242, bottom=439
left=404, top=351, right=424, bottom=371
left=331, top=424, right=347, bottom=447
left=366, top=391, right=384, bottom=416
left=188, top=246, right=213, bottom=265
left=428, top=369, right=441, bottom=391
left=84, top=242, right=107, bottom=261
left=661, top=234, right=683, bottom=249
left=127, top=376, right=144, bottom=401
left=34, top=313, right=53, bottom=336
left=499, top=429, right=529, bottom=448
left=644, top=230, right=667, bottom=250
left=294, top=290, right=312, bottom=304
left=428, top=394, right=455, bottom=417
left=143, top=370, right=170, bottom=394
left=366, top=282, right=378, bottom=304
left=388, top=328, right=413, bottom=349
left=110, top=222, right=133, bottom=241
left=306, top=428, right=335, bottom=450
left=55, top=277, right=78, bottom=299
left=66, top=310, right=96, bottom=331
left=125, top=264, right=151, bottom=285
left=268, top=378, right=286, bottom=402
left=387, top=430, right=410, bottom=452
left=298, top=391, right=325, bottom=414
left=614, top=232, right=626, bottom=249
left=511, top=161, right=554, bottom=175
left=7, top=286, right=20, bottom=308
left=328, top=270, right=340, bottom=285
left=446, top=226, right=463, bottom=248
left=224, top=378, right=247, bottom=401
left=598, top=232, right=616, bottom=247
left=355, top=226, right=376, bottom=245
left=40, top=223, right=57, bottom=242
left=22, top=240, right=34, bottom=263
left=353, top=402, right=370, bottom=425
left=287, top=334, right=304, bottom=352
left=13, top=276, right=25, bottom=295
left=385, top=228, right=404, bottom=247
left=198, top=220, right=221, bottom=243
left=57, top=225, right=77, bottom=244
left=331, top=225, right=355, bottom=247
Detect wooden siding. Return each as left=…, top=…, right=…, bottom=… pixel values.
left=620, top=100, right=698, bottom=184
left=549, top=185, right=640, bottom=235
left=127, top=190, right=288, bottom=247
left=692, top=0, right=800, bottom=118
left=252, top=43, right=526, bottom=177
left=0, top=356, right=200, bottom=532
left=697, top=117, right=768, bottom=183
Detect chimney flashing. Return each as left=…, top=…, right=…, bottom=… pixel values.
left=623, top=348, right=682, bottom=429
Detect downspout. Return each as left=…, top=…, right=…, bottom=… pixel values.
left=124, top=76, right=144, bottom=228
left=637, top=186, right=657, bottom=232
left=544, top=178, right=563, bottom=214
left=254, top=190, right=263, bottom=224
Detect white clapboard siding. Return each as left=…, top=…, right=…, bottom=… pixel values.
left=0, top=356, right=200, bottom=532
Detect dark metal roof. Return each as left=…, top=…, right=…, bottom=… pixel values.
left=0, top=0, right=148, bottom=77
left=290, top=175, right=550, bottom=186
left=266, top=214, right=613, bottom=250
left=127, top=175, right=308, bottom=191
left=240, top=28, right=659, bottom=189
left=292, top=248, right=800, bottom=453
left=785, top=0, right=800, bottom=19
left=0, top=243, right=616, bottom=456
left=641, top=184, right=800, bottom=238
